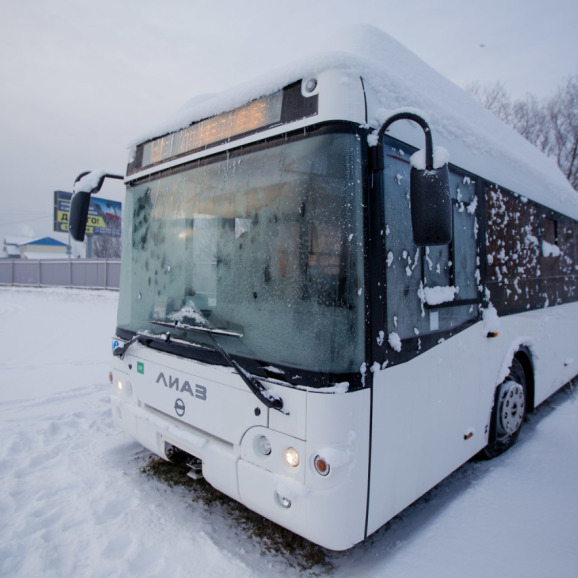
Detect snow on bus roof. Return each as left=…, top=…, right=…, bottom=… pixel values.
left=131, top=25, right=578, bottom=219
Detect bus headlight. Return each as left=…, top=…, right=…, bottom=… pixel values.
left=116, top=378, right=132, bottom=398
left=284, top=447, right=300, bottom=468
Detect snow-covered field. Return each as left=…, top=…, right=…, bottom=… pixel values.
left=1, top=286, right=577, bottom=577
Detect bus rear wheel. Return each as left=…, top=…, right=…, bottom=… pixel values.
left=482, top=357, right=527, bottom=459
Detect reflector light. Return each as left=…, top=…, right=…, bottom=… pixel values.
left=278, top=495, right=291, bottom=508
left=314, top=455, right=330, bottom=476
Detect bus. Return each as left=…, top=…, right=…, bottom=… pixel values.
left=70, top=26, right=578, bottom=550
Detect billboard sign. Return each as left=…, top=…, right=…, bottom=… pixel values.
left=54, top=191, right=122, bottom=237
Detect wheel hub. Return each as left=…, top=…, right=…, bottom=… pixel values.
left=498, top=381, right=525, bottom=434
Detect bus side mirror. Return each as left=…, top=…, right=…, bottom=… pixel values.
left=374, top=111, right=453, bottom=247
left=69, top=190, right=92, bottom=242
left=69, top=170, right=124, bottom=242
left=410, top=163, right=452, bottom=246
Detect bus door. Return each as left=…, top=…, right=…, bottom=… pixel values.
left=367, top=142, right=483, bottom=533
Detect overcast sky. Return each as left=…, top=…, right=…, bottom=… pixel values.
left=1, top=0, right=577, bottom=241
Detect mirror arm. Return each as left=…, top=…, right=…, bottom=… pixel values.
left=73, top=171, right=124, bottom=195
left=372, top=111, right=452, bottom=247
left=69, top=171, right=124, bottom=242
left=376, top=112, right=434, bottom=170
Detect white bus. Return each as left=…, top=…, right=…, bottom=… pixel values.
left=70, top=27, right=578, bottom=550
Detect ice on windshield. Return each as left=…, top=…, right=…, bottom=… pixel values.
left=117, top=131, right=365, bottom=376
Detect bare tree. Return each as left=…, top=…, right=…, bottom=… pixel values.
left=468, top=76, right=578, bottom=192
left=548, top=76, right=578, bottom=190
left=467, top=80, right=512, bottom=124
left=93, top=235, right=122, bottom=259
left=510, top=94, right=551, bottom=153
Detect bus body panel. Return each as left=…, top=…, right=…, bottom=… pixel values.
left=315, top=68, right=367, bottom=126
left=238, top=388, right=371, bottom=551
left=367, top=301, right=578, bottom=536
left=494, top=302, right=578, bottom=407
left=121, top=345, right=267, bottom=442
left=367, top=321, right=486, bottom=536
left=111, top=344, right=371, bottom=551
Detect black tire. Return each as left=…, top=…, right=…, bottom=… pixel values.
left=481, top=357, right=527, bottom=459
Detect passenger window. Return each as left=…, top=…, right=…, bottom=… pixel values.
left=541, top=217, right=558, bottom=255
left=450, top=172, right=478, bottom=302
left=383, top=141, right=479, bottom=347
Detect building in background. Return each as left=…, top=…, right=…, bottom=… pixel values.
left=2, top=236, right=34, bottom=259
left=17, top=237, right=69, bottom=259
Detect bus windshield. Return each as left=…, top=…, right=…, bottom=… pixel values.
left=117, top=129, right=365, bottom=379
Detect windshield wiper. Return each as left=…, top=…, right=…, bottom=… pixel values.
left=112, top=315, right=237, bottom=360
left=113, top=330, right=173, bottom=359
left=113, top=334, right=140, bottom=358
left=152, top=319, right=243, bottom=338
left=150, top=321, right=285, bottom=412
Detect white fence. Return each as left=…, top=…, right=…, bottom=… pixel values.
left=0, top=259, right=121, bottom=290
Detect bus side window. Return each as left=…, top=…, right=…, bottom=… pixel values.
left=422, top=171, right=479, bottom=332
left=383, top=146, right=425, bottom=341
left=450, top=172, right=478, bottom=303
left=383, top=144, right=479, bottom=346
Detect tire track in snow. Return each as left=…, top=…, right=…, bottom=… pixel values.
left=0, top=388, right=140, bottom=576
left=0, top=385, right=260, bottom=577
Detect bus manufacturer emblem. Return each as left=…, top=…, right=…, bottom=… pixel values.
left=156, top=372, right=207, bottom=401
left=174, top=398, right=186, bottom=417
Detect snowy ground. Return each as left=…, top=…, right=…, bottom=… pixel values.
left=1, top=286, right=577, bottom=577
